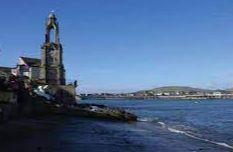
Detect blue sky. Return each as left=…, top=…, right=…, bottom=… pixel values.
left=1, top=0, right=233, bottom=93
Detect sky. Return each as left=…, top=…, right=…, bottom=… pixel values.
left=1, top=0, right=233, bottom=93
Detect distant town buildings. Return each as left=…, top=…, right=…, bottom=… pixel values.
left=80, top=87, right=233, bottom=100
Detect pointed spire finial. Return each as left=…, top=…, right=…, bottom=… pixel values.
left=48, top=10, right=56, bottom=19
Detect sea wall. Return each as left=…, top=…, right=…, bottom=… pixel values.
left=0, top=91, right=17, bottom=103
left=0, top=89, right=18, bottom=122
left=0, top=103, right=18, bottom=122
left=47, top=85, right=76, bottom=104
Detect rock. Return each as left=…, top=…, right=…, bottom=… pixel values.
left=52, top=103, right=137, bottom=121
left=83, top=104, right=137, bottom=121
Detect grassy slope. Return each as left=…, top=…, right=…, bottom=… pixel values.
left=135, top=86, right=213, bottom=94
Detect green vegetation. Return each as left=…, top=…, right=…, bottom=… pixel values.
left=136, top=86, right=213, bottom=94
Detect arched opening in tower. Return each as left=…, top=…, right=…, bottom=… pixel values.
left=49, top=28, right=56, bottom=43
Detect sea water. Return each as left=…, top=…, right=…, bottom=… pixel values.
left=1, top=99, right=233, bottom=152
left=80, top=99, right=233, bottom=151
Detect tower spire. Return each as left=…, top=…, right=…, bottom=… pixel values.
left=45, top=12, right=59, bottom=44
left=40, top=13, right=65, bottom=85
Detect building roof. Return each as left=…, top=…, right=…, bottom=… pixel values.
left=0, top=66, right=12, bottom=75
left=20, top=57, right=41, bottom=67
left=0, top=66, right=12, bottom=72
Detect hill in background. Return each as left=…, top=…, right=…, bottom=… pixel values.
left=135, top=86, right=230, bottom=95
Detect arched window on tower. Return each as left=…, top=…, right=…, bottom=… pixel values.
left=49, top=28, right=56, bottom=43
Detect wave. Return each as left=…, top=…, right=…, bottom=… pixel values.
left=137, top=117, right=158, bottom=122
left=157, top=121, right=166, bottom=128
left=166, top=124, right=233, bottom=150
left=137, top=117, right=233, bottom=150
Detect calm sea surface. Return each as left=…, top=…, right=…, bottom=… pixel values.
left=2, top=99, right=233, bottom=152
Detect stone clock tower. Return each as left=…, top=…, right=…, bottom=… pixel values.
left=40, top=13, right=66, bottom=85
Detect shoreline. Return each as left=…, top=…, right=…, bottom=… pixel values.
left=0, top=114, right=231, bottom=152
left=80, top=97, right=233, bottom=100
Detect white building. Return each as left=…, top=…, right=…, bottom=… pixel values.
left=212, top=91, right=222, bottom=97
left=16, top=57, right=41, bottom=80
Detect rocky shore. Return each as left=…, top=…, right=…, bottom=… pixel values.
left=0, top=96, right=137, bottom=122
left=0, top=74, right=137, bottom=123
left=53, top=103, right=137, bottom=121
